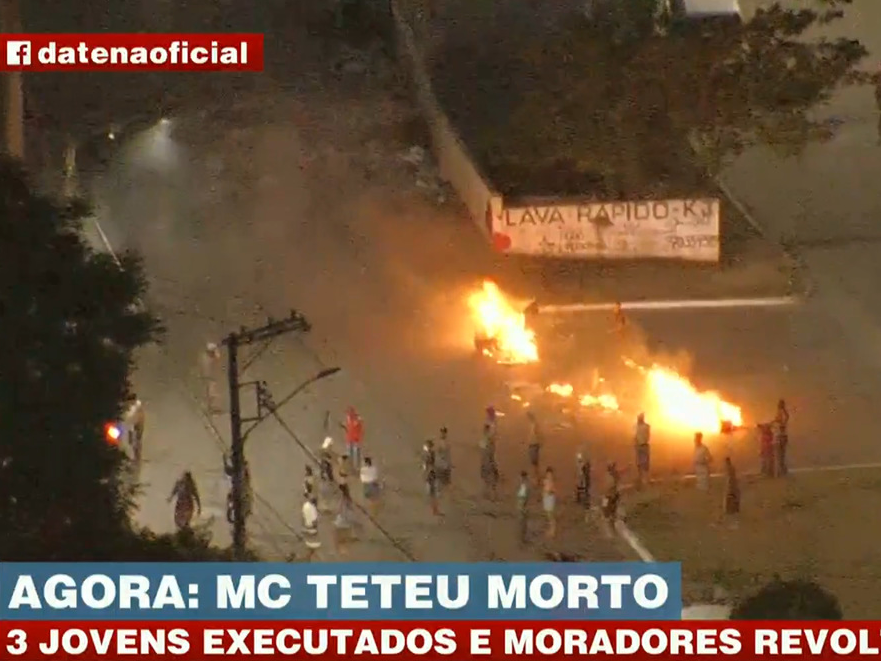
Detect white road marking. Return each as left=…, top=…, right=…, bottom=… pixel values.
left=539, top=297, right=800, bottom=314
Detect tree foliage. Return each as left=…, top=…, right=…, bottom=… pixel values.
left=730, top=578, right=843, bottom=620
left=0, top=159, right=227, bottom=561
left=487, top=0, right=869, bottom=195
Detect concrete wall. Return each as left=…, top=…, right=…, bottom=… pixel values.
left=389, top=0, right=503, bottom=237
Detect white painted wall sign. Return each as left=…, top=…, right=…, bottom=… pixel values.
left=490, top=198, right=721, bottom=262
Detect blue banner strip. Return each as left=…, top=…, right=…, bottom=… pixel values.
left=0, top=562, right=682, bottom=621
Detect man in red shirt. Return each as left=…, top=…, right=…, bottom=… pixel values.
left=345, top=406, right=364, bottom=469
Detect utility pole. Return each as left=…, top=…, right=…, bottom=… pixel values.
left=221, top=311, right=311, bottom=559
left=1, top=0, right=25, bottom=160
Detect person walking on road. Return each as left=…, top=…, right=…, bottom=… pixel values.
left=517, top=471, right=530, bottom=545
left=576, top=452, right=592, bottom=521
left=301, top=497, right=321, bottom=561
left=526, top=411, right=542, bottom=483
left=774, top=398, right=790, bottom=476
left=693, top=433, right=712, bottom=491
left=360, top=456, right=381, bottom=516
left=169, top=471, right=201, bottom=531
left=480, top=426, right=500, bottom=500
left=435, top=427, right=452, bottom=492
left=423, top=440, right=441, bottom=516
left=542, top=467, right=557, bottom=539
left=634, top=412, right=651, bottom=488
left=344, top=406, right=364, bottom=469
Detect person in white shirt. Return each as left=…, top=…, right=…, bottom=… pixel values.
left=301, top=498, right=321, bottom=561
left=360, top=456, right=381, bottom=515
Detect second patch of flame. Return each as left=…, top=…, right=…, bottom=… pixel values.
left=546, top=383, right=620, bottom=411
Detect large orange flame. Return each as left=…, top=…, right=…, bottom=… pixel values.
left=641, top=364, right=742, bottom=434
left=469, top=281, right=538, bottom=364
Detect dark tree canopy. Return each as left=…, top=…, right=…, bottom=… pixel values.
left=730, top=579, right=843, bottom=620
left=484, top=0, right=869, bottom=196
left=0, top=159, right=227, bottom=560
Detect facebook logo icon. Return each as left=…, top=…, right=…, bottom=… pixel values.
left=5, top=40, right=31, bottom=66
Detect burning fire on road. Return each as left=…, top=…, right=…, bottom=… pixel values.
left=469, top=280, right=538, bottom=364
left=545, top=383, right=621, bottom=412
left=625, top=359, right=743, bottom=434
left=468, top=280, right=745, bottom=434
left=538, top=363, right=742, bottom=435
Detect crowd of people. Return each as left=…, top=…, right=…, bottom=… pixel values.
left=159, top=311, right=797, bottom=556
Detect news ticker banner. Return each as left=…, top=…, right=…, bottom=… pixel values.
left=0, top=34, right=264, bottom=72
left=3, top=622, right=881, bottom=660
left=0, top=563, right=680, bottom=620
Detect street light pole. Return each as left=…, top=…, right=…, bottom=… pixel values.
left=221, top=312, right=312, bottom=559
left=1, top=0, right=25, bottom=160
left=225, top=332, right=245, bottom=557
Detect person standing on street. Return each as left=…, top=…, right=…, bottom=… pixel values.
left=303, top=466, right=316, bottom=502
left=723, top=457, right=740, bottom=526
left=435, top=427, right=452, bottom=492
left=612, top=302, right=627, bottom=335
left=344, top=406, right=364, bottom=469
left=634, top=413, right=651, bottom=488
left=542, top=467, right=557, bottom=539
left=693, top=433, right=712, bottom=491
left=774, top=398, right=790, bottom=476
left=517, top=471, right=530, bottom=545
left=360, top=456, right=381, bottom=515
left=301, top=497, right=321, bottom=561
left=526, top=411, right=542, bottom=483
left=485, top=405, right=498, bottom=442
left=335, top=452, right=350, bottom=502
left=875, top=70, right=881, bottom=145
left=169, top=471, right=201, bottom=531
left=423, top=440, right=440, bottom=516
left=576, top=452, right=592, bottom=521
left=480, top=426, right=500, bottom=500
left=601, top=462, right=621, bottom=537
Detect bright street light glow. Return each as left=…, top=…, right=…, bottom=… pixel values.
left=104, top=422, right=123, bottom=445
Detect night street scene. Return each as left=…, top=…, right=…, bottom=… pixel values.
left=3, top=0, right=881, bottom=619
